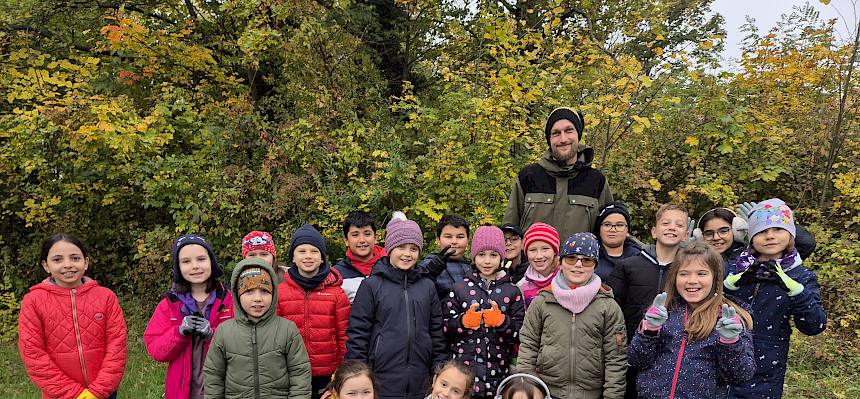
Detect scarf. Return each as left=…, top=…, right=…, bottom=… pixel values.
left=347, top=245, right=386, bottom=277
left=520, top=266, right=558, bottom=305
left=734, top=247, right=801, bottom=273
left=173, top=289, right=216, bottom=318
left=288, top=262, right=331, bottom=292
left=550, top=273, right=602, bottom=314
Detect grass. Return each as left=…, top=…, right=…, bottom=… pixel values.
left=2, top=302, right=858, bottom=398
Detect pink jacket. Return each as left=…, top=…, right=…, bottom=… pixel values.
left=143, top=285, right=233, bottom=399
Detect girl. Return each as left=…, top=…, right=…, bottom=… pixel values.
left=518, top=232, right=627, bottom=399
left=723, top=198, right=827, bottom=398
left=693, top=208, right=748, bottom=268
left=443, top=226, right=525, bottom=397
left=346, top=213, right=447, bottom=399
left=494, top=374, right=552, bottom=399
left=517, top=223, right=560, bottom=307
left=629, top=240, right=756, bottom=399
left=242, top=230, right=286, bottom=282
left=19, top=233, right=127, bottom=399
left=425, top=360, right=475, bottom=399
left=324, top=360, right=378, bottom=399
left=144, top=234, right=234, bottom=399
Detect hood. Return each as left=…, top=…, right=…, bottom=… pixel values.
left=372, top=256, right=423, bottom=284
left=171, top=234, right=223, bottom=284
left=322, top=265, right=344, bottom=287
left=230, top=258, right=278, bottom=324
left=537, top=145, right=595, bottom=176
left=639, top=244, right=659, bottom=265
left=30, top=276, right=99, bottom=295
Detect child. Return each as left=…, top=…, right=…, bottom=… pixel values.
left=628, top=240, right=756, bottom=399
left=346, top=214, right=447, bottom=399
left=723, top=199, right=827, bottom=398
left=324, top=360, right=378, bottom=399
left=418, top=214, right=472, bottom=300
left=425, top=360, right=475, bottom=399
left=242, top=230, right=285, bottom=281
left=204, top=258, right=312, bottom=398
left=443, top=226, right=525, bottom=398
left=693, top=208, right=748, bottom=268
left=517, top=222, right=560, bottom=307
left=278, top=224, right=351, bottom=399
left=19, top=233, right=127, bottom=399
left=334, top=211, right=387, bottom=303
left=518, top=232, right=627, bottom=399
left=593, top=202, right=641, bottom=281
left=144, top=234, right=234, bottom=399
left=494, top=374, right=552, bottom=399
left=499, top=223, right=528, bottom=284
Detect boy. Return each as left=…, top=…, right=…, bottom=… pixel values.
left=204, top=258, right=311, bottom=398
left=500, top=223, right=528, bottom=283
left=418, top=214, right=472, bottom=300
left=606, top=203, right=688, bottom=399
left=333, top=211, right=386, bottom=303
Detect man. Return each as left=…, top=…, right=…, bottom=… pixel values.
left=503, top=107, right=614, bottom=240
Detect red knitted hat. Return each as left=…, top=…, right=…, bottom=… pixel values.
left=242, top=231, right=277, bottom=258
left=523, top=222, right=560, bottom=254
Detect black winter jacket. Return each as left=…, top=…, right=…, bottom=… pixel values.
left=595, top=237, right=642, bottom=281
left=606, top=245, right=671, bottom=341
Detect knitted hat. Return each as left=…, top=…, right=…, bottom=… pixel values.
left=384, top=213, right=424, bottom=253
left=237, top=266, right=273, bottom=295
left=242, top=231, right=276, bottom=258
left=544, top=107, right=585, bottom=146
left=560, top=232, right=600, bottom=260
left=748, top=198, right=796, bottom=238
left=171, top=234, right=223, bottom=284
left=471, top=226, right=506, bottom=260
left=523, top=223, right=560, bottom=254
left=593, top=202, right=632, bottom=235
left=289, top=224, right=327, bottom=261
left=499, top=223, right=524, bottom=238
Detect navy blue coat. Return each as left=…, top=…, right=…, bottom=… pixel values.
left=595, top=237, right=642, bottom=281
left=345, top=257, right=447, bottom=399
left=418, top=257, right=472, bottom=300
left=724, top=252, right=827, bottom=399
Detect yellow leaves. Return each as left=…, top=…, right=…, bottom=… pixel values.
left=22, top=196, right=62, bottom=227
left=684, top=136, right=699, bottom=146
left=648, top=179, right=662, bottom=191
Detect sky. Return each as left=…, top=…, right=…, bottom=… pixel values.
left=710, top=0, right=855, bottom=63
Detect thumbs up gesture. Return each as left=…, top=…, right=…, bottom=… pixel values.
left=641, top=292, right=668, bottom=331
left=461, top=303, right=483, bottom=330
left=716, top=304, right=744, bottom=343
left=482, top=301, right=506, bottom=328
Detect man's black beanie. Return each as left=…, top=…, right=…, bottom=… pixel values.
left=544, top=107, right=585, bottom=147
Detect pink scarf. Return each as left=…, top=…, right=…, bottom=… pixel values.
left=520, top=266, right=558, bottom=306
left=550, top=273, right=602, bottom=314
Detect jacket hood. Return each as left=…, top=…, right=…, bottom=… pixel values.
left=372, top=256, right=423, bottom=284
left=30, top=276, right=99, bottom=294
left=230, top=258, right=278, bottom=324
left=538, top=145, right=595, bottom=175
left=639, top=244, right=659, bottom=265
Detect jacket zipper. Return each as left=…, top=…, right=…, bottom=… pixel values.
left=71, top=288, right=90, bottom=386
left=669, top=309, right=689, bottom=399
left=304, top=291, right=311, bottom=339
left=404, top=275, right=413, bottom=398
left=252, top=324, right=260, bottom=399
left=570, top=312, right=577, bottom=398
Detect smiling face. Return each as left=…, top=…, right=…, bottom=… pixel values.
left=239, top=287, right=272, bottom=321
left=177, top=244, right=212, bottom=287
left=549, top=119, right=579, bottom=164
left=526, top=241, right=557, bottom=277
left=503, top=232, right=523, bottom=261
left=675, top=258, right=714, bottom=309
left=42, top=240, right=88, bottom=288
left=430, top=367, right=471, bottom=399
left=345, top=225, right=378, bottom=261
left=389, top=243, right=420, bottom=270
left=560, top=255, right=596, bottom=287
left=751, top=227, right=792, bottom=260
left=702, top=217, right=733, bottom=254
left=651, top=209, right=688, bottom=247
left=437, top=225, right=468, bottom=261
left=292, top=243, right=323, bottom=277
left=474, top=250, right=502, bottom=279
left=337, top=374, right=375, bottom=399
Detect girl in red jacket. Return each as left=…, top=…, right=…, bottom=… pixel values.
left=18, top=233, right=127, bottom=399
left=144, top=234, right=234, bottom=399
left=277, top=224, right=351, bottom=399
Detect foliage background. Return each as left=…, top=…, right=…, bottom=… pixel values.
left=1, top=0, right=858, bottom=396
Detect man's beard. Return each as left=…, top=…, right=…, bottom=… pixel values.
left=551, top=146, right=577, bottom=163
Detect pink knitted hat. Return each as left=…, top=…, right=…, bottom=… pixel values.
left=471, top=226, right=506, bottom=260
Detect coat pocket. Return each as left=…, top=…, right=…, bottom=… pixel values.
left=522, top=193, right=555, bottom=227
left=567, top=194, right=599, bottom=230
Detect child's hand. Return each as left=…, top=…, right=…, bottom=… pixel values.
left=179, top=315, right=198, bottom=336
left=716, top=304, right=744, bottom=344
left=461, top=303, right=483, bottom=330
left=737, top=201, right=758, bottom=221
left=774, top=263, right=804, bottom=296
left=194, top=317, right=213, bottom=340
left=424, top=246, right=456, bottom=275
left=641, top=292, right=668, bottom=331
left=482, top=301, right=505, bottom=328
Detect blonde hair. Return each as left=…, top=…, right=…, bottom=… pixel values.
left=654, top=203, right=689, bottom=223
left=664, top=240, right=753, bottom=341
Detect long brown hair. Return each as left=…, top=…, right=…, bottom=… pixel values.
left=664, top=240, right=753, bottom=341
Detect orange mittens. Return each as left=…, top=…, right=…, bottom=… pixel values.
left=461, top=303, right=483, bottom=329
left=482, top=301, right=505, bottom=328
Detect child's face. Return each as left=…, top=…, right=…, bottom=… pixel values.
left=751, top=227, right=792, bottom=260
left=437, top=225, right=468, bottom=261
left=345, top=225, right=378, bottom=260
left=474, top=250, right=501, bottom=278
left=240, top=288, right=273, bottom=320
left=245, top=249, right=274, bottom=266
left=599, top=213, right=628, bottom=248
left=511, top=392, right=545, bottom=399
left=293, top=244, right=323, bottom=277
left=337, top=374, right=374, bottom=399
left=526, top=241, right=557, bottom=277
left=503, top=232, right=523, bottom=261
left=702, top=218, right=733, bottom=254
left=42, top=240, right=88, bottom=288
left=178, top=244, right=212, bottom=286
left=430, top=367, right=470, bottom=399
left=651, top=210, right=688, bottom=247
left=675, top=258, right=713, bottom=309
left=560, top=255, right=596, bottom=287
left=389, top=244, right=420, bottom=270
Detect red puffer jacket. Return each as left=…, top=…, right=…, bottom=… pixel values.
left=18, top=277, right=127, bottom=399
left=276, top=267, right=350, bottom=376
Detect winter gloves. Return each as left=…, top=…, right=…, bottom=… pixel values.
left=460, top=301, right=506, bottom=329
left=724, top=261, right=804, bottom=296
left=716, top=304, right=744, bottom=344
left=641, top=293, right=668, bottom=332
left=76, top=389, right=99, bottom=399
left=179, top=315, right=214, bottom=340
left=774, top=262, right=804, bottom=296
left=179, top=315, right=197, bottom=336
left=424, top=245, right=457, bottom=276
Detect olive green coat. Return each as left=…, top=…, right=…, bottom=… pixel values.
left=517, top=286, right=627, bottom=399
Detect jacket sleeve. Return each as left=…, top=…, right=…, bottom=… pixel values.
left=18, top=294, right=86, bottom=399
left=606, top=262, right=628, bottom=309
left=88, top=292, right=127, bottom=398
left=715, top=330, right=756, bottom=384
left=335, top=289, right=351, bottom=363
left=602, top=303, right=628, bottom=399
left=144, top=298, right=190, bottom=363
left=285, top=323, right=312, bottom=399
left=429, top=288, right=448, bottom=367
left=627, top=331, right=661, bottom=370
left=788, top=267, right=827, bottom=336
left=345, top=279, right=376, bottom=361
left=491, top=289, right=525, bottom=343
left=203, top=328, right=227, bottom=399
left=502, top=179, right=524, bottom=227
left=598, top=179, right=614, bottom=208
left=516, top=298, right=543, bottom=373
left=442, top=290, right=469, bottom=339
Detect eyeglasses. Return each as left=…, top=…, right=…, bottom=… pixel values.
left=703, top=227, right=732, bottom=239
left=563, top=256, right=597, bottom=268
left=504, top=236, right=522, bottom=243
left=600, top=222, right=628, bottom=232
